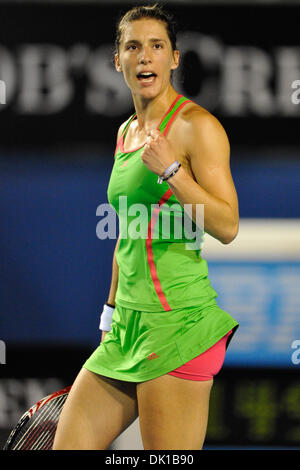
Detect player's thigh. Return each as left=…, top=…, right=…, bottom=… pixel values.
left=53, top=367, right=138, bottom=450
left=137, top=373, right=213, bottom=450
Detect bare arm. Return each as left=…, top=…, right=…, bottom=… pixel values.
left=167, top=111, right=239, bottom=244
left=101, top=121, right=126, bottom=341
left=106, top=234, right=120, bottom=306
left=141, top=108, right=239, bottom=245
left=101, top=235, right=120, bottom=341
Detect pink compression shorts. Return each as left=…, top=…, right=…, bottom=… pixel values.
left=167, top=330, right=232, bottom=381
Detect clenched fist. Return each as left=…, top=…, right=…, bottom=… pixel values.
left=141, top=129, right=176, bottom=177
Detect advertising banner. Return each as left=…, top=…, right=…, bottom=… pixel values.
left=0, top=3, right=300, bottom=148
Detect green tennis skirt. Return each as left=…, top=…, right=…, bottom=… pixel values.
left=83, top=298, right=239, bottom=383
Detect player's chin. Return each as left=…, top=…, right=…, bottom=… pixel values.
left=135, top=83, right=162, bottom=100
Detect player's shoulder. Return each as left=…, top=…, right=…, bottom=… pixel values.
left=176, top=99, right=229, bottom=149
left=116, top=114, right=135, bottom=142
left=116, top=120, right=127, bottom=142
left=180, top=99, right=223, bottom=133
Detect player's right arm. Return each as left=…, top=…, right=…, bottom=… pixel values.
left=101, top=235, right=120, bottom=341
left=101, top=122, right=126, bottom=342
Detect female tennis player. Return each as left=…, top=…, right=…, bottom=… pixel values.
left=53, top=3, right=239, bottom=450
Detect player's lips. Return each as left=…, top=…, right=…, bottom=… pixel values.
left=136, top=71, right=157, bottom=86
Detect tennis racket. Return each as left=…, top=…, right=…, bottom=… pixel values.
left=3, top=385, right=71, bottom=450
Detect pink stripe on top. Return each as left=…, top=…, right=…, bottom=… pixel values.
left=146, top=189, right=173, bottom=312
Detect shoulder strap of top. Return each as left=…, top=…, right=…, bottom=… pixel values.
left=114, top=113, right=136, bottom=157
left=122, top=113, right=137, bottom=140
left=114, top=95, right=192, bottom=156
left=123, top=95, right=191, bottom=139
left=158, top=95, right=192, bottom=136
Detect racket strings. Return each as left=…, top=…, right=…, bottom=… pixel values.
left=13, top=394, right=67, bottom=450
left=30, top=398, right=64, bottom=450
left=21, top=411, right=56, bottom=450
left=18, top=394, right=66, bottom=450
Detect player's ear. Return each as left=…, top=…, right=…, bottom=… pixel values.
left=115, top=54, right=122, bottom=72
left=171, top=49, right=180, bottom=71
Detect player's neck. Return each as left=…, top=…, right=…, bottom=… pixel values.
left=132, top=87, right=178, bottom=131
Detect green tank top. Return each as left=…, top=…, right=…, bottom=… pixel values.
left=107, top=94, right=218, bottom=312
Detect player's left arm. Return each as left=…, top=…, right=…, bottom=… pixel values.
left=168, top=109, right=239, bottom=244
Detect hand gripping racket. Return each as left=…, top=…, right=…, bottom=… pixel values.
left=3, top=385, right=71, bottom=450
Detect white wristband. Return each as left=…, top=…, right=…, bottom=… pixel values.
left=99, top=303, right=115, bottom=331
left=157, top=160, right=181, bottom=184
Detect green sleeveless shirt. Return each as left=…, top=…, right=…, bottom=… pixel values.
left=107, top=94, right=219, bottom=313
left=83, top=94, right=238, bottom=382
